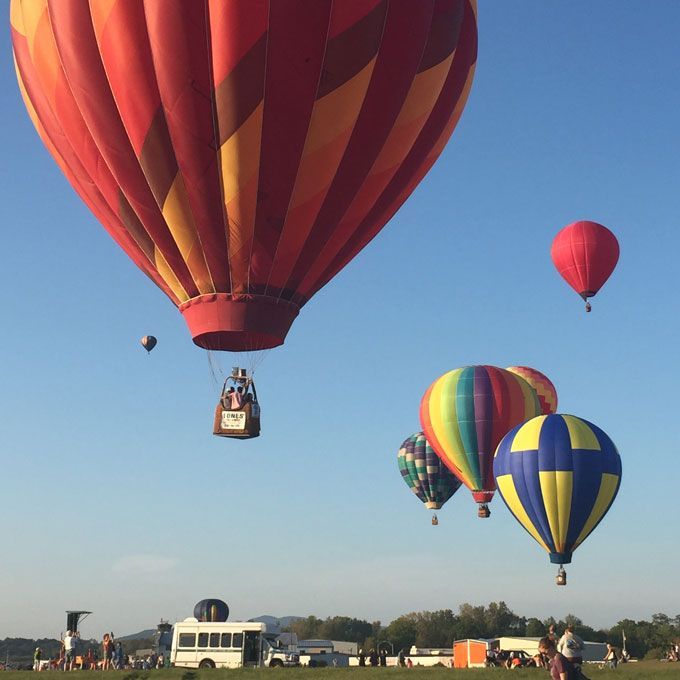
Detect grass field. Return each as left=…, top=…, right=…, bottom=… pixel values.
left=0, top=663, right=677, bottom=680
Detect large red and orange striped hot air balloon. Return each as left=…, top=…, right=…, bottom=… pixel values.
left=11, top=0, right=477, bottom=352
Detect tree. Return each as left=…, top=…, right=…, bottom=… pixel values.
left=525, top=618, right=545, bottom=637
left=382, top=616, right=417, bottom=654
left=288, top=616, right=323, bottom=640
left=318, top=617, right=373, bottom=643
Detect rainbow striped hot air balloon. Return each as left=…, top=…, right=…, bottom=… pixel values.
left=420, top=365, right=541, bottom=518
left=398, top=432, right=462, bottom=525
left=506, top=366, right=558, bottom=415
left=493, top=414, right=622, bottom=585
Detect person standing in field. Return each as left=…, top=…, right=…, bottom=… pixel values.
left=557, top=625, right=585, bottom=671
left=603, top=644, right=618, bottom=669
left=33, top=647, right=42, bottom=671
left=62, top=630, right=78, bottom=671
left=538, top=636, right=570, bottom=680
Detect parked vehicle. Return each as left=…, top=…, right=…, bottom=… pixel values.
left=170, top=619, right=299, bottom=669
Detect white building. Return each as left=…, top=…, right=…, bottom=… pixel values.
left=495, top=636, right=607, bottom=663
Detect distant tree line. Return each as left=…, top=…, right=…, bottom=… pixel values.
left=4, top=605, right=679, bottom=665
left=284, top=602, right=680, bottom=660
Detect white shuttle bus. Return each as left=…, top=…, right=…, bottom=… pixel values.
left=170, top=618, right=299, bottom=669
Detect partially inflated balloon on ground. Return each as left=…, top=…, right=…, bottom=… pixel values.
left=420, top=365, right=541, bottom=517
left=398, top=432, right=462, bottom=523
left=194, top=599, right=229, bottom=622
left=506, top=366, right=557, bottom=415
left=494, top=414, right=621, bottom=576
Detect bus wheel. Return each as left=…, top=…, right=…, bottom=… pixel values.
left=199, top=659, right=215, bottom=669
left=270, top=660, right=283, bottom=668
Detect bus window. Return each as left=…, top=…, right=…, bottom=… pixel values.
left=232, top=633, right=243, bottom=648
left=220, top=633, right=232, bottom=648
left=198, top=633, right=209, bottom=648
left=209, top=633, right=220, bottom=648
left=178, top=633, right=196, bottom=648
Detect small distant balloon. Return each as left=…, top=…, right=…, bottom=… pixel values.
left=397, top=432, right=462, bottom=524
left=141, top=335, right=157, bottom=353
left=506, top=366, right=558, bottom=415
left=551, top=221, right=619, bottom=312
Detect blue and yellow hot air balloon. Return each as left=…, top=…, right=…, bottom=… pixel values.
left=398, top=432, right=462, bottom=525
left=493, top=414, right=621, bottom=585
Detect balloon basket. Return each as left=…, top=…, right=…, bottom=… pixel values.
left=431, top=514, right=439, bottom=526
left=477, top=504, right=490, bottom=519
left=213, top=402, right=260, bottom=438
left=556, top=566, right=567, bottom=586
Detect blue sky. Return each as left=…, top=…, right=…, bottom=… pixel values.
left=1, top=2, right=679, bottom=640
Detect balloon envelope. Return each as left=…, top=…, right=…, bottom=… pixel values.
left=506, top=366, right=557, bottom=415
left=141, top=335, right=157, bottom=353
left=420, top=365, right=541, bottom=507
left=194, top=599, right=229, bottom=623
left=493, top=414, right=622, bottom=565
left=11, top=0, right=477, bottom=351
left=551, top=221, right=619, bottom=307
left=398, top=432, right=462, bottom=511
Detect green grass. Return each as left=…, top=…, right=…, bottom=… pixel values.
left=1, top=662, right=678, bottom=680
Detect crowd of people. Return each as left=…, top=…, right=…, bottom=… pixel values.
left=484, top=625, right=627, bottom=677
left=31, top=630, right=168, bottom=672
left=355, top=648, right=416, bottom=668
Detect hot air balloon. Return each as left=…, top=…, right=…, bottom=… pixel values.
left=194, top=599, right=229, bottom=623
left=420, top=365, right=541, bottom=518
left=11, top=0, right=478, bottom=352
left=141, top=335, right=157, bottom=353
left=398, top=432, right=462, bottom=525
left=551, top=221, right=619, bottom=312
left=493, top=414, right=622, bottom=585
left=506, top=366, right=557, bottom=415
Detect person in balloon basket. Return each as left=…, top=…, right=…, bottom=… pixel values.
left=221, top=387, right=235, bottom=409
left=538, top=636, right=574, bottom=680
